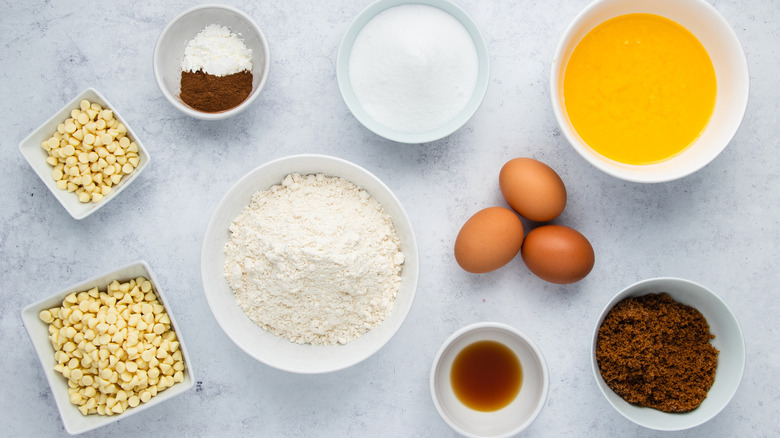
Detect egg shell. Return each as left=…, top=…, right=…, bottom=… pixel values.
left=454, top=207, right=524, bottom=274
left=521, top=225, right=594, bottom=284
left=499, top=158, right=567, bottom=222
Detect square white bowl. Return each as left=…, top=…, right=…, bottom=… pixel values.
left=18, top=88, right=151, bottom=220
left=21, top=260, right=194, bottom=435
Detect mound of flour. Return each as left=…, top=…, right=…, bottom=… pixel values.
left=224, top=173, right=404, bottom=345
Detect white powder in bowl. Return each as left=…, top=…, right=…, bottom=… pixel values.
left=348, top=4, right=479, bottom=134
left=181, top=24, right=253, bottom=76
left=224, top=173, right=405, bottom=345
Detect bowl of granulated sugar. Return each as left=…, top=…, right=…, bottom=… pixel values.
left=201, top=154, right=419, bottom=374
left=337, top=0, right=490, bottom=143
left=154, top=4, right=270, bottom=120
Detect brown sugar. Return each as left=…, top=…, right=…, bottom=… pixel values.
left=596, top=293, right=719, bottom=413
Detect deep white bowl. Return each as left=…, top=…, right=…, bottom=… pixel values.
left=592, top=277, right=745, bottom=431
left=20, top=260, right=194, bottom=435
left=18, top=87, right=150, bottom=220
left=337, top=0, right=490, bottom=143
left=551, top=0, right=749, bottom=183
left=200, top=154, right=419, bottom=373
left=153, top=4, right=270, bottom=120
left=430, top=322, right=549, bottom=438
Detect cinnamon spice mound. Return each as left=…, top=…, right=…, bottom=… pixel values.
left=596, top=293, right=719, bottom=413
left=180, top=70, right=253, bottom=113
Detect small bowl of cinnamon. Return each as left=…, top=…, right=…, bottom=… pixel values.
left=591, top=277, right=745, bottom=431
left=153, top=4, right=270, bottom=120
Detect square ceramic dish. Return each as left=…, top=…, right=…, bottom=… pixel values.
left=18, top=88, right=150, bottom=220
left=21, top=260, right=194, bottom=435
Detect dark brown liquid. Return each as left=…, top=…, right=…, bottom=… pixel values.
left=450, top=340, right=523, bottom=411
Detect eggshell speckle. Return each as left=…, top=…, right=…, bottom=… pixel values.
left=521, top=225, right=594, bottom=284
left=454, top=207, right=524, bottom=274
left=499, top=158, right=567, bottom=222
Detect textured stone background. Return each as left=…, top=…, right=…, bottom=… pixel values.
left=1, top=0, right=778, bottom=436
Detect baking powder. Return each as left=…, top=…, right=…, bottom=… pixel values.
left=224, top=173, right=404, bottom=345
left=348, top=4, right=479, bottom=134
left=182, top=24, right=253, bottom=76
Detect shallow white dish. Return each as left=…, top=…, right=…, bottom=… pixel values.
left=337, top=0, right=490, bottom=144
left=20, top=260, right=195, bottom=435
left=200, top=154, right=419, bottom=374
left=550, top=0, right=749, bottom=183
left=430, top=322, right=549, bottom=438
left=18, top=88, right=150, bottom=220
left=592, top=277, right=745, bottom=431
left=153, top=4, right=270, bottom=120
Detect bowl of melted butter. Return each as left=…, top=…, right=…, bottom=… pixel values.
left=551, top=0, right=749, bottom=183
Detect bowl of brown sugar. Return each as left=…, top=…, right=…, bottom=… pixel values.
left=591, top=277, right=744, bottom=431
left=154, top=5, right=270, bottom=120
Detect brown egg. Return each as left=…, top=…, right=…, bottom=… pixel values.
left=499, top=158, right=567, bottom=222
left=521, top=225, right=594, bottom=284
left=454, top=207, right=524, bottom=274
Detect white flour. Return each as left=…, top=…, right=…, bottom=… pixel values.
left=182, top=24, right=253, bottom=76
left=224, top=173, right=404, bottom=345
left=348, top=4, right=479, bottom=134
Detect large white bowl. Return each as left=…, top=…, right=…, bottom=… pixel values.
left=153, top=4, right=270, bottom=120
left=551, top=0, right=749, bottom=183
left=592, top=277, right=745, bottom=431
left=18, top=88, right=150, bottom=220
left=201, top=154, right=419, bottom=373
left=337, top=0, right=490, bottom=143
left=21, top=260, right=195, bottom=435
left=430, top=322, right=549, bottom=438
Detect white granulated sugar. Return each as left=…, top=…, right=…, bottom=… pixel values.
left=348, top=4, right=479, bottom=134
left=181, top=24, right=253, bottom=76
left=224, top=173, right=405, bottom=345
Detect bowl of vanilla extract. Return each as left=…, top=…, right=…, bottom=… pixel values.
left=430, top=322, right=549, bottom=438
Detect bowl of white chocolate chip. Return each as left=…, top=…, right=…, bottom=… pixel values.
left=21, top=260, right=194, bottom=435
left=18, top=87, right=150, bottom=220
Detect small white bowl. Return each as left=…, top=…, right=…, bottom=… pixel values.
left=200, top=154, right=419, bottom=374
left=337, top=0, right=490, bottom=143
left=430, top=322, right=549, bottom=438
left=550, top=0, right=749, bottom=183
left=153, top=4, right=270, bottom=120
left=592, top=277, right=745, bottom=431
left=18, top=88, right=150, bottom=220
left=21, top=260, right=195, bottom=435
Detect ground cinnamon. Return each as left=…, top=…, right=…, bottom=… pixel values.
left=180, top=70, right=253, bottom=113
left=596, top=293, right=718, bottom=413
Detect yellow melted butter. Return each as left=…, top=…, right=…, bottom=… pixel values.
left=563, top=13, right=716, bottom=165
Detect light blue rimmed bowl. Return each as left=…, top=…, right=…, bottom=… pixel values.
left=337, top=0, right=490, bottom=144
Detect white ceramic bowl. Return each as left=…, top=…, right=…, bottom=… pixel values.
left=18, top=88, right=150, bottom=220
left=430, top=322, right=549, bottom=438
left=591, top=277, right=745, bottom=431
left=21, top=260, right=195, bottom=435
left=551, top=0, right=749, bottom=183
left=337, top=0, right=490, bottom=143
left=153, top=4, right=270, bottom=120
left=201, top=154, right=419, bottom=373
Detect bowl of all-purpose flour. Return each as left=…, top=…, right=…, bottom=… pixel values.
left=201, top=154, right=419, bottom=373
left=337, top=0, right=490, bottom=143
